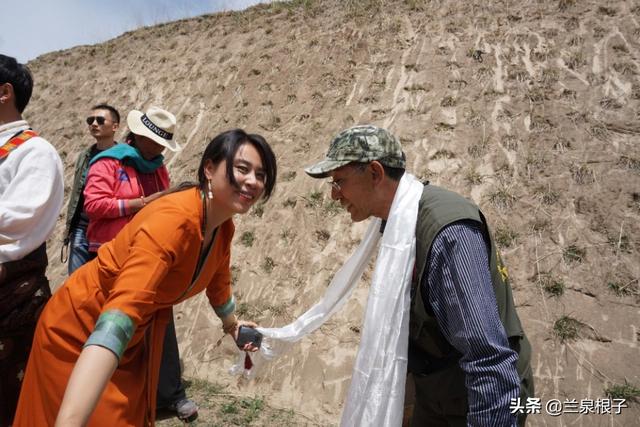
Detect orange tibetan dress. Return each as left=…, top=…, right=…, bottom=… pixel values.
left=14, top=188, right=235, bottom=426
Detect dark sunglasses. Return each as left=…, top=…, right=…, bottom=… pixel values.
left=86, top=116, right=107, bottom=125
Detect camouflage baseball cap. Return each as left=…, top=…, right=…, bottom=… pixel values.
left=304, top=125, right=406, bottom=178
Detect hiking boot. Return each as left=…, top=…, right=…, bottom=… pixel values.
left=170, top=398, right=198, bottom=422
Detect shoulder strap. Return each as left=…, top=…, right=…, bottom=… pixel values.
left=0, top=129, right=39, bottom=159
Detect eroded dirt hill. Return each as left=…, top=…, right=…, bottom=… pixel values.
left=25, top=0, right=639, bottom=425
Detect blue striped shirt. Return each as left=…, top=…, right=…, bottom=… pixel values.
left=422, top=220, right=519, bottom=426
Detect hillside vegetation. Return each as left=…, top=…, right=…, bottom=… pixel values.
left=26, top=0, right=639, bottom=425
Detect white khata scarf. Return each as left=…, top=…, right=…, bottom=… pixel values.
left=256, top=173, right=424, bottom=427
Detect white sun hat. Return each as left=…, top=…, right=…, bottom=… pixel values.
left=127, top=106, right=181, bottom=152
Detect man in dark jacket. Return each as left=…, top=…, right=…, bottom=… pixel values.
left=62, top=103, right=119, bottom=273
left=304, top=125, right=533, bottom=426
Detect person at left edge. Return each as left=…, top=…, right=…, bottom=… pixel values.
left=0, top=53, right=64, bottom=427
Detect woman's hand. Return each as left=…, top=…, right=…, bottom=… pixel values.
left=132, top=190, right=167, bottom=213
left=233, top=320, right=260, bottom=352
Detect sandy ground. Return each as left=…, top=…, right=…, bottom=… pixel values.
left=24, top=0, right=639, bottom=425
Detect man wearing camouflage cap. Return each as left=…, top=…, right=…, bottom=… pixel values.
left=305, top=125, right=533, bottom=426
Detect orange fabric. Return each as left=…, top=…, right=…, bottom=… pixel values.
left=13, top=188, right=234, bottom=426
left=0, top=129, right=38, bottom=158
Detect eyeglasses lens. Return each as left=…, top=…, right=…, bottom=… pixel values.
left=86, top=116, right=106, bottom=125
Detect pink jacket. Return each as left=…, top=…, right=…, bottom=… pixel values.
left=84, top=158, right=170, bottom=251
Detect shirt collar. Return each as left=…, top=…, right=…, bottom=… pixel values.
left=0, top=120, right=29, bottom=141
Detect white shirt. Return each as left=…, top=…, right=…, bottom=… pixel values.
left=0, top=120, right=64, bottom=262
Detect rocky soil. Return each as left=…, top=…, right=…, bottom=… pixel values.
left=25, top=0, right=639, bottom=425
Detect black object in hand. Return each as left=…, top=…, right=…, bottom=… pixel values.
left=236, top=325, right=262, bottom=349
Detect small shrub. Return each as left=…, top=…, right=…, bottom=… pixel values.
left=282, top=197, right=297, bottom=208
left=618, top=156, right=640, bottom=172
left=467, top=141, right=488, bottom=158
left=571, top=164, right=595, bottom=184
left=553, top=315, right=583, bottom=342
left=240, top=231, right=255, bottom=247
left=553, top=138, right=571, bottom=152
left=598, top=6, right=617, bottom=16
left=566, top=50, right=585, bottom=70
left=531, top=217, right=550, bottom=232
left=434, top=122, right=455, bottom=132
left=607, top=280, right=636, bottom=297
left=487, top=187, right=517, bottom=210
left=221, top=402, right=239, bottom=414
left=563, top=244, right=586, bottom=264
left=240, top=396, right=264, bottom=424
left=535, top=185, right=560, bottom=205
left=540, top=67, right=560, bottom=85
left=315, top=229, right=330, bottom=242
left=465, top=168, right=482, bottom=185
left=540, top=275, right=565, bottom=297
left=465, top=108, right=484, bottom=127
left=495, top=227, right=518, bottom=248
left=323, top=200, right=342, bottom=215
left=262, top=257, right=276, bottom=273
left=431, top=149, right=456, bottom=160
left=604, top=382, right=640, bottom=401
left=608, top=233, right=631, bottom=253
left=404, top=83, right=429, bottom=92
left=305, top=191, right=324, bottom=208
left=440, top=96, right=457, bottom=107
left=251, top=203, right=265, bottom=218
left=588, top=124, right=610, bottom=142
left=558, top=0, right=576, bottom=11
left=405, top=0, right=425, bottom=10
left=501, top=135, right=518, bottom=151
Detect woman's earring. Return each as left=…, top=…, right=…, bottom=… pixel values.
left=207, top=179, right=214, bottom=199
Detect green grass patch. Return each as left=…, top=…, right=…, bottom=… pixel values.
left=495, top=227, right=518, bottom=248
left=240, top=231, right=255, bottom=247
left=604, top=382, right=640, bottom=401
left=540, top=275, right=565, bottom=297
left=305, top=191, right=324, bottom=208
left=607, top=280, right=637, bottom=297
left=563, top=244, right=586, bottom=264
left=553, top=315, right=583, bottom=342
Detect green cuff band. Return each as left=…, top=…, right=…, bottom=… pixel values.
left=213, top=295, right=236, bottom=318
left=84, top=309, right=135, bottom=361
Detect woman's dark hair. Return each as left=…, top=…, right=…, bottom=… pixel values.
left=124, top=131, right=135, bottom=145
left=197, top=129, right=277, bottom=200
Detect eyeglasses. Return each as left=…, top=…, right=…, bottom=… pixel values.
left=327, top=164, right=367, bottom=192
left=86, top=116, right=108, bottom=125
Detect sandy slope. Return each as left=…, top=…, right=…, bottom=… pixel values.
left=25, top=0, right=639, bottom=425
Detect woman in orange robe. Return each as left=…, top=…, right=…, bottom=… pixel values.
left=13, top=129, right=277, bottom=426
